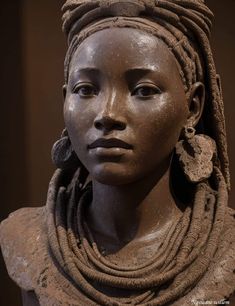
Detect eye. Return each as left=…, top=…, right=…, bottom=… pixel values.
left=132, top=83, right=162, bottom=98
left=72, top=83, right=98, bottom=97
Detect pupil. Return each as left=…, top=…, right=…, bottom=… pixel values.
left=140, top=87, right=152, bottom=96
left=81, top=87, right=92, bottom=95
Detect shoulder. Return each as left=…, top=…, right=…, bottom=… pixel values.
left=221, top=206, right=235, bottom=258
left=0, top=207, right=81, bottom=305
left=201, top=207, right=235, bottom=299
left=177, top=207, right=235, bottom=305
left=0, top=206, right=48, bottom=291
left=225, top=206, right=235, bottom=226
left=0, top=206, right=46, bottom=239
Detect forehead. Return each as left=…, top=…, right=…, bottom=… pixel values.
left=69, top=27, right=180, bottom=79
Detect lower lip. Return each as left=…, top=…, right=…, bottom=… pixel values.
left=89, top=147, right=131, bottom=157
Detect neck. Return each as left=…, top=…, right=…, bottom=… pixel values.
left=86, top=161, right=182, bottom=248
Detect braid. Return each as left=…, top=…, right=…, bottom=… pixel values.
left=46, top=166, right=228, bottom=305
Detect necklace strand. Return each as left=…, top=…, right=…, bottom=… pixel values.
left=47, top=166, right=227, bottom=305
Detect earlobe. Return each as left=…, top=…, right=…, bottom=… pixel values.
left=187, top=82, right=205, bottom=128
left=62, top=84, right=67, bottom=101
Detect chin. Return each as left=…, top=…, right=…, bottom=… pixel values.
left=91, top=163, right=135, bottom=186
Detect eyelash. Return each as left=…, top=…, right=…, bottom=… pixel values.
left=72, top=83, right=162, bottom=98
left=72, top=83, right=98, bottom=97
left=131, top=84, right=162, bottom=97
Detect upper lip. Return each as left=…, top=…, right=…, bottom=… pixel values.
left=88, top=138, right=133, bottom=149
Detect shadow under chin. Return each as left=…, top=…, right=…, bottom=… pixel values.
left=91, top=163, right=138, bottom=186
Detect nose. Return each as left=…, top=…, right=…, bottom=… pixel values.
left=94, top=91, right=127, bottom=132
left=94, top=115, right=126, bottom=132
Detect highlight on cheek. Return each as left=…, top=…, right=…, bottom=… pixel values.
left=66, top=99, right=76, bottom=113
left=68, top=103, right=75, bottom=113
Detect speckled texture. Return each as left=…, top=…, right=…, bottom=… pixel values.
left=175, top=134, right=217, bottom=183
left=0, top=205, right=235, bottom=305
left=1, top=1, right=234, bottom=305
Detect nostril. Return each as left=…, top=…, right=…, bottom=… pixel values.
left=94, top=116, right=126, bottom=131
left=94, top=121, right=103, bottom=130
left=114, top=122, right=125, bottom=131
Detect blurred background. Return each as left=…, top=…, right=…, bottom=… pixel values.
left=0, top=0, right=235, bottom=305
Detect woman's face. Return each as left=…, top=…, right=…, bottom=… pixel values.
left=64, top=28, right=189, bottom=185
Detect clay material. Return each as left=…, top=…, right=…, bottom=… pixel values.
left=1, top=1, right=235, bottom=305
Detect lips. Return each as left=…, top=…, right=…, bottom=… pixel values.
left=88, top=138, right=133, bottom=150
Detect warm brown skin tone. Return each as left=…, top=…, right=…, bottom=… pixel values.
left=63, top=28, right=205, bottom=261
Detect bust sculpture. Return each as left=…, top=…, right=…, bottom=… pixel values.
left=1, top=1, right=235, bottom=305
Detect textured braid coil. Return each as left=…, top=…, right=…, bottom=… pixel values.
left=46, top=166, right=227, bottom=305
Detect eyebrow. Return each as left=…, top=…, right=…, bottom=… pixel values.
left=70, top=67, right=100, bottom=78
left=69, top=67, right=161, bottom=85
left=126, top=67, right=157, bottom=74
left=72, top=67, right=157, bottom=75
left=125, top=67, right=160, bottom=83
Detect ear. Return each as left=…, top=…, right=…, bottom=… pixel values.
left=62, top=84, right=67, bottom=101
left=186, top=82, right=205, bottom=128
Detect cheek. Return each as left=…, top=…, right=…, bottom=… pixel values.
left=137, top=96, right=188, bottom=155
left=64, top=96, right=93, bottom=147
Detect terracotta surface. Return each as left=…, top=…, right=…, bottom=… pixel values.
left=1, top=1, right=235, bottom=305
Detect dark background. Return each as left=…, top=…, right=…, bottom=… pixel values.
left=0, top=1, right=234, bottom=305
